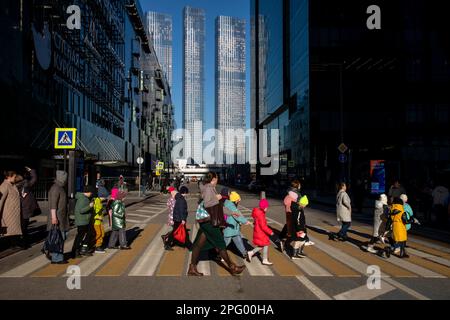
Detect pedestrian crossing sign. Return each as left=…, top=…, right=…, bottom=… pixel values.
left=54, top=128, right=76, bottom=149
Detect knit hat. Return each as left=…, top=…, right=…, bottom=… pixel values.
left=56, top=171, right=67, bottom=185
left=111, top=188, right=119, bottom=200
left=230, top=191, right=241, bottom=203
left=288, top=191, right=299, bottom=201
left=259, top=198, right=269, bottom=210
left=179, top=186, right=189, bottom=194
left=400, top=194, right=408, bottom=203
left=380, top=194, right=388, bottom=205
left=168, top=186, right=176, bottom=193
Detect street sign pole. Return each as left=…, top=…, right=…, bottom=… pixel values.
left=64, top=150, right=67, bottom=173
left=139, top=162, right=141, bottom=198
left=137, top=157, right=144, bottom=197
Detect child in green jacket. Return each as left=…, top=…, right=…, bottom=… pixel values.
left=107, top=188, right=130, bottom=250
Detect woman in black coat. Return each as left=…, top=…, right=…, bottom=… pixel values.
left=15, top=168, right=39, bottom=249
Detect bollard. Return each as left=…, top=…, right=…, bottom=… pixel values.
left=260, top=191, right=266, bottom=199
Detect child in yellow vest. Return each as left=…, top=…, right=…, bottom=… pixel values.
left=93, top=197, right=106, bottom=253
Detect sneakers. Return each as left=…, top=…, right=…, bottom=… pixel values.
left=367, top=246, right=377, bottom=254
left=95, top=248, right=106, bottom=254
left=51, top=260, right=69, bottom=265
left=393, top=248, right=401, bottom=255
left=120, top=246, right=131, bottom=250
left=304, top=241, right=315, bottom=246
left=108, top=246, right=120, bottom=250
left=262, top=260, right=273, bottom=266
left=246, top=250, right=254, bottom=262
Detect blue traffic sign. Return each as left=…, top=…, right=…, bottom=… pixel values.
left=338, top=153, right=348, bottom=163
left=55, top=128, right=77, bottom=149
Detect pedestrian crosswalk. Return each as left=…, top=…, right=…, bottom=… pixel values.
left=1, top=221, right=450, bottom=281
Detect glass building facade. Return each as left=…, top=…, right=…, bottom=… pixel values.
left=0, top=0, right=173, bottom=185
left=146, top=11, right=173, bottom=88
left=215, top=16, right=246, bottom=164
left=251, top=0, right=450, bottom=194
left=183, top=6, right=205, bottom=165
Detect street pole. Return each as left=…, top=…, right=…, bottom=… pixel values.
left=138, top=160, right=141, bottom=198
left=64, top=150, right=67, bottom=173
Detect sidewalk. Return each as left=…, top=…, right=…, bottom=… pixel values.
left=309, top=192, right=450, bottom=244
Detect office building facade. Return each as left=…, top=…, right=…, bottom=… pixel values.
left=146, top=11, right=173, bottom=88
left=0, top=0, right=173, bottom=191
left=251, top=0, right=450, bottom=193
left=215, top=16, right=246, bottom=164
left=183, top=6, right=205, bottom=165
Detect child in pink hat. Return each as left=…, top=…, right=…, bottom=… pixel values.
left=247, top=198, right=274, bottom=265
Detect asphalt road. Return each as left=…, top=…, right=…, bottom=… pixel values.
left=0, top=184, right=450, bottom=300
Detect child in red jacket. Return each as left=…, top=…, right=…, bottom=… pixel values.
left=247, top=199, right=274, bottom=265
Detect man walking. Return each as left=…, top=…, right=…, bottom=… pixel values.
left=47, top=171, right=70, bottom=264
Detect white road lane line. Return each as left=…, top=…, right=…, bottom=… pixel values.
left=127, top=213, right=153, bottom=218
left=333, top=283, right=396, bottom=300
left=310, top=225, right=445, bottom=279
left=296, top=276, right=332, bottom=300
left=128, top=224, right=171, bottom=276
left=406, top=248, right=450, bottom=268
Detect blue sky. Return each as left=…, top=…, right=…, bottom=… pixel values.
left=141, top=0, right=251, bottom=130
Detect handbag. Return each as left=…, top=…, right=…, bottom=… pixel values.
left=208, top=203, right=226, bottom=227
left=173, top=223, right=186, bottom=243
left=42, top=225, right=64, bottom=259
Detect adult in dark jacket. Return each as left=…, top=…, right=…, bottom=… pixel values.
left=15, top=168, right=39, bottom=249
left=47, top=171, right=69, bottom=264
left=165, top=186, right=192, bottom=250
left=71, top=185, right=95, bottom=258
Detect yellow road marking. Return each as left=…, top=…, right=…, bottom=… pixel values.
left=96, top=224, right=160, bottom=276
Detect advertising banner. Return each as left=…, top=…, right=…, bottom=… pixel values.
left=370, top=160, right=385, bottom=194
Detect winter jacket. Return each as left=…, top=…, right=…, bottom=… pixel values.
left=74, top=192, right=92, bottom=226
left=110, top=200, right=126, bottom=230
left=93, top=198, right=104, bottom=226
left=336, top=190, right=352, bottom=222
left=284, top=195, right=294, bottom=213
left=403, top=203, right=414, bottom=231
left=47, top=181, right=69, bottom=232
left=173, top=193, right=188, bottom=222
left=224, top=200, right=248, bottom=238
left=0, top=180, right=22, bottom=237
left=16, top=169, right=39, bottom=219
left=252, top=207, right=273, bottom=247
left=291, top=200, right=307, bottom=240
left=390, top=204, right=407, bottom=242
left=166, top=196, right=175, bottom=226
left=200, top=183, right=219, bottom=208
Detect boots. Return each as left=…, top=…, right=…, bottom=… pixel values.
left=188, top=264, right=204, bottom=276
left=229, top=263, right=246, bottom=275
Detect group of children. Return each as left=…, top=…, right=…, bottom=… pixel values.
left=71, top=185, right=130, bottom=258
left=364, top=193, right=419, bottom=258
left=164, top=183, right=308, bottom=266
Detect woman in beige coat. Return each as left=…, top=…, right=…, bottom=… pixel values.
left=329, top=182, right=352, bottom=241
left=0, top=171, right=22, bottom=239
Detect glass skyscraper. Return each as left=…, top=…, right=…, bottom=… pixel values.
left=146, top=11, right=173, bottom=89
left=251, top=0, right=450, bottom=195
left=183, top=6, right=205, bottom=164
left=215, top=16, right=246, bottom=164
